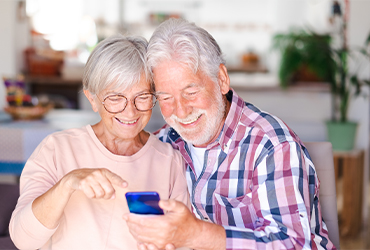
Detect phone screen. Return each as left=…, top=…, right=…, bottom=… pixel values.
left=125, top=191, right=164, bottom=215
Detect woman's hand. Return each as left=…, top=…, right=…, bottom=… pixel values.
left=32, top=168, right=127, bottom=229
left=64, top=168, right=127, bottom=199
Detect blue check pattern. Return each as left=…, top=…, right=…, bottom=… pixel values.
left=156, top=89, right=335, bottom=250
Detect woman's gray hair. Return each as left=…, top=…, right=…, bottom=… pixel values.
left=147, top=18, right=226, bottom=83
left=83, top=34, right=151, bottom=95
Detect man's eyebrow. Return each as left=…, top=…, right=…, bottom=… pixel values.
left=156, top=83, right=200, bottom=95
left=183, top=83, right=198, bottom=89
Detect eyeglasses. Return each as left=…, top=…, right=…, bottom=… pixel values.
left=99, top=93, right=157, bottom=113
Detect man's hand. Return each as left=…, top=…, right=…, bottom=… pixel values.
left=123, top=199, right=200, bottom=249
left=123, top=199, right=226, bottom=250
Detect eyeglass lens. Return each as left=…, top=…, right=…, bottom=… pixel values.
left=103, top=93, right=156, bottom=113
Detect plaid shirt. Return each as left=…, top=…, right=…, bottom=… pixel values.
left=156, top=89, right=335, bottom=250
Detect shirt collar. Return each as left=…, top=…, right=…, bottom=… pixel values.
left=217, top=88, right=244, bottom=151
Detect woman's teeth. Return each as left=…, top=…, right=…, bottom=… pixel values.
left=117, top=118, right=138, bottom=124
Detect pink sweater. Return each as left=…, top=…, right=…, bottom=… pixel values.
left=9, top=125, right=189, bottom=250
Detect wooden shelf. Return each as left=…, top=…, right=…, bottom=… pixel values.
left=24, top=75, right=82, bottom=109
left=24, top=75, right=82, bottom=85
left=227, top=63, right=268, bottom=73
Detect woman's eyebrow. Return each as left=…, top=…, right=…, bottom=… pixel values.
left=105, top=89, right=151, bottom=96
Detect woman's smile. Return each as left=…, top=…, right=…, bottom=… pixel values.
left=115, top=117, right=139, bottom=125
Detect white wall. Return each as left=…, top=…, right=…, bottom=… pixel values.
left=0, top=0, right=30, bottom=110
left=0, top=1, right=17, bottom=110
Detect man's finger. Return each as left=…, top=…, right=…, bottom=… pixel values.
left=159, top=199, right=186, bottom=213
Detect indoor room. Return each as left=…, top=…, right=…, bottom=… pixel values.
left=0, top=0, right=369, bottom=249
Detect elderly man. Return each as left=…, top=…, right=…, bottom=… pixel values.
left=124, top=18, right=335, bottom=250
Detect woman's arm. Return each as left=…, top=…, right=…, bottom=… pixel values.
left=10, top=165, right=126, bottom=250
left=32, top=168, right=127, bottom=229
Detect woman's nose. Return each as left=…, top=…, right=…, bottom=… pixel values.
left=122, top=99, right=137, bottom=115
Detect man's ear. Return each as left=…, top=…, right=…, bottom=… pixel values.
left=218, top=64, right=230, bottom=95
left=83, top=89, right=98, bottom=112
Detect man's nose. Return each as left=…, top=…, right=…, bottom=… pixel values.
left=174, top=97, right=191, bottom=119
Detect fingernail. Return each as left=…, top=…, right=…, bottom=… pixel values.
left=110, top=193, right=116, bottom=200
left=161, top=200, right=169, bottom=206
left=122, top=182, right=128, bottom=188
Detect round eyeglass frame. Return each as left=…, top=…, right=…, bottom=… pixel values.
left=98, top=93, right=157, bottom=114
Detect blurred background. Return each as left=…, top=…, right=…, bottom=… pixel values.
left=0, top=0, right=369, bottom=248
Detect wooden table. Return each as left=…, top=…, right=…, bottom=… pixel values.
left=333, top=149, right=365, bottom=238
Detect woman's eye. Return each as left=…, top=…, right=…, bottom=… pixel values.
left=107, top=96, right=123, bottom=102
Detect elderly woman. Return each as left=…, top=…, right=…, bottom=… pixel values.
left=9, top=35, right=189, bottom=249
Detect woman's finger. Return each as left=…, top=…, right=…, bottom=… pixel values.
left=104, top=170, right=128, bottom=188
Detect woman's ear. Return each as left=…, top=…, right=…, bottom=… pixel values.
left=218, top=64, right=230, bottom=95
left=83, top=89, right=98, bottom=112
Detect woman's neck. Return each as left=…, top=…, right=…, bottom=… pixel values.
left=91, top=123, right=150, bottom=156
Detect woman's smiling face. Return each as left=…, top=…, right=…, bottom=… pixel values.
left=85, top=77, right=153, bottom=141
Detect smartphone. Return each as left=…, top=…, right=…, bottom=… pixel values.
left=125, top=191, right=164, bottom=215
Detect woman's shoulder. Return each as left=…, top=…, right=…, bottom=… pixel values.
left=42, top=125, right=91, bottom=146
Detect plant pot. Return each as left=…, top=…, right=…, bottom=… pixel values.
left=325, top=121, right=358, bottom=151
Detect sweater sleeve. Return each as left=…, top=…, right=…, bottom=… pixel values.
left=9, top=135, right=59, bottom=249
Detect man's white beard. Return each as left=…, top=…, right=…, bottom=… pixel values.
left=165, top=93, right=226, bottom=146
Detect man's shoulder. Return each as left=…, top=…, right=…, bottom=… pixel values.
left=153, top=124, right=182, bottom=149
left=149, top=133, right=182, bottom=158
left=153, top=124, right=171, bottom=141
left=240, top=102, right=301, bottom=145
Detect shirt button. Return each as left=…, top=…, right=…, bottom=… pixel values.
left=204, top=217, right=209, bottom=221
left=299, top=213, right=305, bottom=218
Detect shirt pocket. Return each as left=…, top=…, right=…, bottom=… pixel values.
left=214, top=193, right=258, bottom=229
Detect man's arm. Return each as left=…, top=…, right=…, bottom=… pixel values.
left=124, top=141, right=333, bottom=250
left=124, top=200, right=226, bottom=250
left=217, top=141, right=334, bottom=250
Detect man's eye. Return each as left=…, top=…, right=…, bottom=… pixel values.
left=185, top=91, right=198, bottom=97
left=158, top=96, right=172, bottom=101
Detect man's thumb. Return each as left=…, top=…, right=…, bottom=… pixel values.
left=159, top=199, right=177, bottom=211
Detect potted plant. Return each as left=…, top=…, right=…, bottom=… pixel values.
left=272, top=30, right=337, bottom=89
left=272, top=29, right=370, bottom=150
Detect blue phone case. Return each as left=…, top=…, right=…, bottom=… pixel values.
left=125, top=191, right=164, bottom=215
